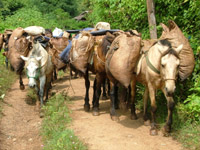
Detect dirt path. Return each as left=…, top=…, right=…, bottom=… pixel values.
left=53, top=74, right=183, bottom=150
left=0, top=74, right=183, bottom=150
left=0, top=78, right=42, bottom=150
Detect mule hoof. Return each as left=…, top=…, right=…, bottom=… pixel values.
left=101, top=95, right=108, bottom=100
left=144, top=120, right=151, bottom=126
left=92, top=110, right=100, bottom=116
left=84, top=104, right=90, bottom=112
left=150, top=129, right=158, bottom=136
left=20, top=85, right=25, bottom=90
left=162, top=125, right=171, bottom=137
left=130, top=114, right=138, bottom=120
left=111, top=116, right=119, bottom=122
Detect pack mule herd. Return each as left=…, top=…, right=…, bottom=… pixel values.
left=0, top=20, right=195, bottom=136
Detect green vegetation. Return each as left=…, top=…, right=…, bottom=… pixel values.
left=0, top=0, right=199, bottom=149
left=41, top=93, right=87, bottom=150
left=0, top=51, right=17, bottom=117
left=86, top=0, right=200, bottom=149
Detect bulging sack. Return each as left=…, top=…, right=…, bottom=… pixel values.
left=95, top=22, right=111, bottom=30
left=52, top=27, right=63, bottom=37
left=24, top=26, right=45, bottom=35
left=160, top=20, right=195, bottom=80
left=106, top=31, right=141, bottom=88
left=70, top=32, right=94, bottom=73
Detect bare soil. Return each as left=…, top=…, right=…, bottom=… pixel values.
left=54, top=74, right=183, bottom=150
left=0, top=74, right=183, bottom=150
left=0, top=78, right=42, bottom=150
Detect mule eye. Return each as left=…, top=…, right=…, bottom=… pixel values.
left=162, top=64, right=165, bottom=68
left=177, top=65, right=180, bottom=68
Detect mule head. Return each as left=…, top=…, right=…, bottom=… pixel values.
left=21, top=55, right=42, bottom=88
left=160, top=43, right=183, bottom=96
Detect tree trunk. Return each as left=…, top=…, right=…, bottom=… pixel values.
left=146, top=0, right=157, bottom=39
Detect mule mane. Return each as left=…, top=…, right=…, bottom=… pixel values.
left=159, top=39, right=179, bottom=59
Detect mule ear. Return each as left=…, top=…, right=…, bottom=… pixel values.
left=36, top=56, right=42, bottom=61
left=175, top=44, right=183, bottom=54
left=20, top=55, right=29, bottom=61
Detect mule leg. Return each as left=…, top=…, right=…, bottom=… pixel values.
left=148, top=83, right=157, bottom=136
left=45, top=75, right=52, bottom=101
left=53, top=68, right=57, bottom=80
left=93, top=74, right=105, bottom=116
left=101, top=78, right=107, bottom=100
left=143, top=88, right=150, bottom=125
left=19, top=72, right=25, bottom=90
left=84, top=69, right=90, bottom=112
left=162, top=89, right=175, bottom=136
left=70, top=66, right=73, bottom=77
left=110, top=83, right=119, bottom=121
left=107, top=78, right=110, bottom=97
left=130, top=78, right=137, bottom=120
left=39, top=76, right=46, bottom=118
left=5, top=58, right=8, bottom=69
left=92, top=78, right=97, bottom=107
left=120, top=86, right=128, bottom=111
left=114, top=85, right=119, bottom=109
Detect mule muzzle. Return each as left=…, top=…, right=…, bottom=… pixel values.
left=165, top=87, right=174, bottom=97
left=29, top=84, right=36, bottom=88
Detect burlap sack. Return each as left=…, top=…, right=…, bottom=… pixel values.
left=160, top=20, right=195, bottom=80
left=7, top=27, right=31, bottom=72
left=70, top=32, right=95, bottom=73
left=49, top=37, right=69, bottom=70
left=95, top=22, right=111, bottom=30
left=106, top=31, right=141, bottom=88
left=24, top=26, right=45, bottom=35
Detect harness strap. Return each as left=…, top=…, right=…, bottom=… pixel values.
left=145, top=52, right=160, bottom=74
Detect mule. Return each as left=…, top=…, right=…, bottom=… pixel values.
left=21, top=41, right=53, bottom=117
left=105, top=30, right=141, bottom=120
left=7, top=27, right=32, bottom=90
left=69, top=31, right=110, bottom=113
left=132, top=39, right=183, bottom=136
left=92, top=32, right=116, bottom=116
left=2, top=30, right=13, bottom=68
left=49, top=36, right=69, bottom=80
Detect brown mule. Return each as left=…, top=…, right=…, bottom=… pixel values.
left=7, top=27, right=32, bottom=90
left=105, top=30, right=141, bottom=121
left=92, top=32, right=117, bottom=116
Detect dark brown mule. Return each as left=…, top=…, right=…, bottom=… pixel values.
left=69, top=31, right=95, bottom=112
left=105, top=30, right=141, bottom=121
left=92, top=32, right=117, bottom=116
left=49, top=36, right=69, bottom=80
left=7, top=27, right=32, bottom=90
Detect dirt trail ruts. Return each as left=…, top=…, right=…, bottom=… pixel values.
left=0, top=78, right=42, bottom=150
left=53, top=74, right=183, bottom=150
